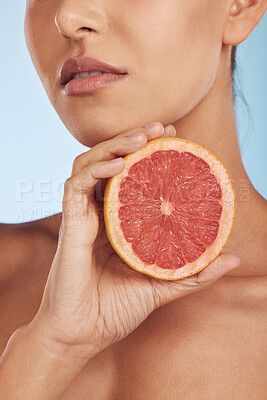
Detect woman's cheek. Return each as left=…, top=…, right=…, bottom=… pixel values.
left=25, top=4, right=58, bottom=74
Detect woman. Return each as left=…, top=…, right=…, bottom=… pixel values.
left=1, top=0, right=267, bottom=398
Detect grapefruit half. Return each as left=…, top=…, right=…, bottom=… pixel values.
left=104, top=138, right=235, bottom=280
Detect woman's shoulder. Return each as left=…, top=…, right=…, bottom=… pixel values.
left=0, top=213, right=61, bottom=285
left=0, top=216, right=61, bottom=352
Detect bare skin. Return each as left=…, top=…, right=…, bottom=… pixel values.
left=1, top=0, right=267, bottom=398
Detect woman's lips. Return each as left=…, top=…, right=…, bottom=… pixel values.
left=62, top=72, right=128, bottom=95
left=60, top=56, right=128, bottom=95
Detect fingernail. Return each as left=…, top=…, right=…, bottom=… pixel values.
left=144, top=122, right=162, bottom=130
left=144, top=122, right=164, bottom=136
left=165, top=124, right=175, bottom=130
left=228, top=255, right=241, bottom=268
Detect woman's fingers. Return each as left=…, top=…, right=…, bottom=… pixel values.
left=162, top=124, right=177, bottom=137
left=71, top=122, right=165, bottom=175
left=62, top=158, right=125, bottom=224
left=192, top=252, right=241, bottom=286
left=151, top=252, right=241, bottom=307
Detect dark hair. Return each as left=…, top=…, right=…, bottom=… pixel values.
left=231, top=45, right=237, bottom=79
left=231, top=44, right=252, bottom=154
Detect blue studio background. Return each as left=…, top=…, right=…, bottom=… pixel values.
left=0, top=4, right=266, bottom=223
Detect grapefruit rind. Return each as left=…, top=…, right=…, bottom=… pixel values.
left=104, top=137, right=235, bottom=281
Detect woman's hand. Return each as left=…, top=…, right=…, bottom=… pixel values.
left=30, top=122, right=240, bottom=361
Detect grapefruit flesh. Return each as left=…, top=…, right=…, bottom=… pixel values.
left=104, top=138, right=235, bottom=280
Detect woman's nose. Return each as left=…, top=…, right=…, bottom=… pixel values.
left=54, top=0, right=107, bottom=40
